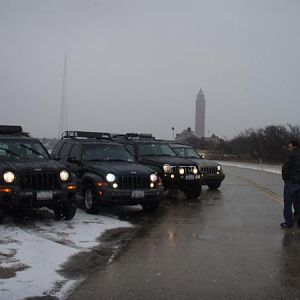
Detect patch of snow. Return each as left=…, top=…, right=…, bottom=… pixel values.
left=218, top=161, right=281, bottom=174
left=0, top=209, right=131, bottom=300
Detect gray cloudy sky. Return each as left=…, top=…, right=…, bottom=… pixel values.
left=1, top=0, right=299, bottom=139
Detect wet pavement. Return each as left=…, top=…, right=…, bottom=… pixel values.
left=67, top=166, right=300, bottom=300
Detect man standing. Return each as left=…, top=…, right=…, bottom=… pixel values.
left=281, top=140, right=300, bottom=228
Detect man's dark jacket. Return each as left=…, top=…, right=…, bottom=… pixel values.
left=282, top=149, right=300, bottom=183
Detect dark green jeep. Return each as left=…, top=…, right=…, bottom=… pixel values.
left=51, top=131, right=163, bottom=213
left=169, top=143, right=225, bottom=190
left=115, top=134, right=202, bottom=199
left=0, top=126, right=77, bottom=223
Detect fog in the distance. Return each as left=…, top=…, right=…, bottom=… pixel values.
left=0, top=0, right=299, bottom=139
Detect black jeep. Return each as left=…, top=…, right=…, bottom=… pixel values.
left=115, top=134, right=202, bottom=199
left=0, top=126, right=77, bottom=223
left=169, top=143, right=225, bottom=190
left=51, top=131, right=163, bottom=213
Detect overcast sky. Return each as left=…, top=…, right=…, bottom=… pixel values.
left=0, top=0, right=299, bottom=139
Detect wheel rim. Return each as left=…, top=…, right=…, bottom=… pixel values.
left=85, top=189, right=93, bottom=210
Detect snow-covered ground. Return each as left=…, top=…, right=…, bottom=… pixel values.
left=218, top=161, right=281, bottom=174
left=0, top=209, right=131, bottom=300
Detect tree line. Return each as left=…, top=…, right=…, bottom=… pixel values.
left=182, top=124, right=300, bottom=163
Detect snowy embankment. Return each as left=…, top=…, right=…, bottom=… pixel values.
left=218, top=161, right=281, bottom=175
left=0, top=209, right=131, bottom=300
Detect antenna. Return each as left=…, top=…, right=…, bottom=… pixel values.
left=58, top=50, right=68, bottom=138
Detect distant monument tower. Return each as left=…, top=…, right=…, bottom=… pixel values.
left=195, top=89, right=206, bottom=137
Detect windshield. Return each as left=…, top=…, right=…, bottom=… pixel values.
left=172, top=147, right=201, bottom=159
left=83, top=144, right=134, bottom=162
left=0, top=139, right=49, bottom=160
left=137, top=143, right=176, bottom=157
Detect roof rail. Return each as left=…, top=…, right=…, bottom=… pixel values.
left=138, top=133, right=154, bottom=140
left=126, top=133, right=139, bottom=139
left=125, top=133, right=155, bottom=140
left=0, top=125, right=30, bottom=137
left=62, top=131, right=112, bottom=141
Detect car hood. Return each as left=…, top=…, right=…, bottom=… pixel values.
left=84, top=161, right=155, bottom=176
left=0, top=159, right=66, bottom=173
left=183, top=158, right=220, bottom=168
left=141, top=156, right=197, bottom=167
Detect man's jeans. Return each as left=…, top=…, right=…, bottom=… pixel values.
left=283, top=182, right=300, bottom=225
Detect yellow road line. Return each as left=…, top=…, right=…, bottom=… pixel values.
left=243, top=178, right=283, bottom=206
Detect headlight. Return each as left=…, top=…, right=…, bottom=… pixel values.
left=150, top=173, right=158, bottom=182
left=59, top=170, right=69, bottom=181
left=217, top=165, right=222, bottom=171
left=193, top=167, right=198, bottom=175
left=179, top=168, right=185, bottom=175
left=163, top=164, right=172, bottom=173
left=106, top=173, right=116, bottom=183
left=3, top=171, right=15, bottom=183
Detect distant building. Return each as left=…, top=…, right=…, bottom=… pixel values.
left=195, top=89, right=206, bottom=137
left=175, top=127, right=198, bottom=142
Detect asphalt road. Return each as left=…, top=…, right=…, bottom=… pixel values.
left=66, top=166, right=300, bottom=300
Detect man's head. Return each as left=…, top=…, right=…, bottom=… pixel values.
left=287, top=140, right=300, bottom=151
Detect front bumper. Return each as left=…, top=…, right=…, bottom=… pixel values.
left=201, top=172, right=225, bottom=185
left=162, top=173, right=202, bottom=190
left=95, top=186, right=164, bottom=205
left=0, top=184, right=76, bottom=209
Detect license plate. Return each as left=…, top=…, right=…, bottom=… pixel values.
left=132, top=190, right=145, bottom=198
left=37, top=191, right=53, bottom=200
left=185, top=174, right=195, bottom=180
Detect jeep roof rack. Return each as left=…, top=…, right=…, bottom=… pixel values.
left=62, top=131, right=112, bottom=141
left=0, top=125, right=30, bottom=137
left=138, top=133, right=154, bottom=140
left=125, top=133, right=155, bottom=140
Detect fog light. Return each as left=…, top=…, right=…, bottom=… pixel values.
left=171, top=174, right=175, bottom=179
left=113, top=183, right=118, bottom=189
left=66, top=185, right=76, bottom=190
left=0, top=188, right=12, bottom=193
left=150, top=183, right=155, bottom=188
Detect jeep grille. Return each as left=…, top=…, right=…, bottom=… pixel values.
left=20, top=172, right=60, bottom=190
left=173, top=166, right=196, bottom=174
left=201, top=167, right=218, bottom=174
left=118, top=176, right=150, bottom=189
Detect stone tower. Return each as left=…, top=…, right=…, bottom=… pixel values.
left=195, top=89, right=206, bottom=137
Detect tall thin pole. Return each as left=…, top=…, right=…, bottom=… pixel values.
left=58, top=51, right=68, bottom=138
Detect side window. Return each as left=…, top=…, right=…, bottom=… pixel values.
left=125, top=144, right=135, bottom=156
left=59, top=142, right=73, bottom=161
left=69, top=144, right=82, bottom=161
left=51, top=141, right=63, bottom=158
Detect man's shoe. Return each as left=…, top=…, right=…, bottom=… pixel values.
left=280, top=222, right=293, bottom=228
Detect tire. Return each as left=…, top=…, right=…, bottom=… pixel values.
left=207, top=181, right=221, bottom=190
left=185, top=188, right=202, bottom=199
left=61, top=202, right=77, bottom=220
left=0, top=206, right=5, bottom=224
left=141, top=201, right=160, bottom=212
left=84, top=187, right=100, bottom=214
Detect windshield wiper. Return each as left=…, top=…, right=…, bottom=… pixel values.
left=0, top=147, right=21, bottom=158
left=107, top=158, right=132, bottom=162
left=86, top=159, right=106, bottom=162
left=19, top=144, right=47, bottom=158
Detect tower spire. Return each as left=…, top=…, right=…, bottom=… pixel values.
left=58, top=50, right=68, bottom=138
left=195, top=88, right=206, bottom=137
